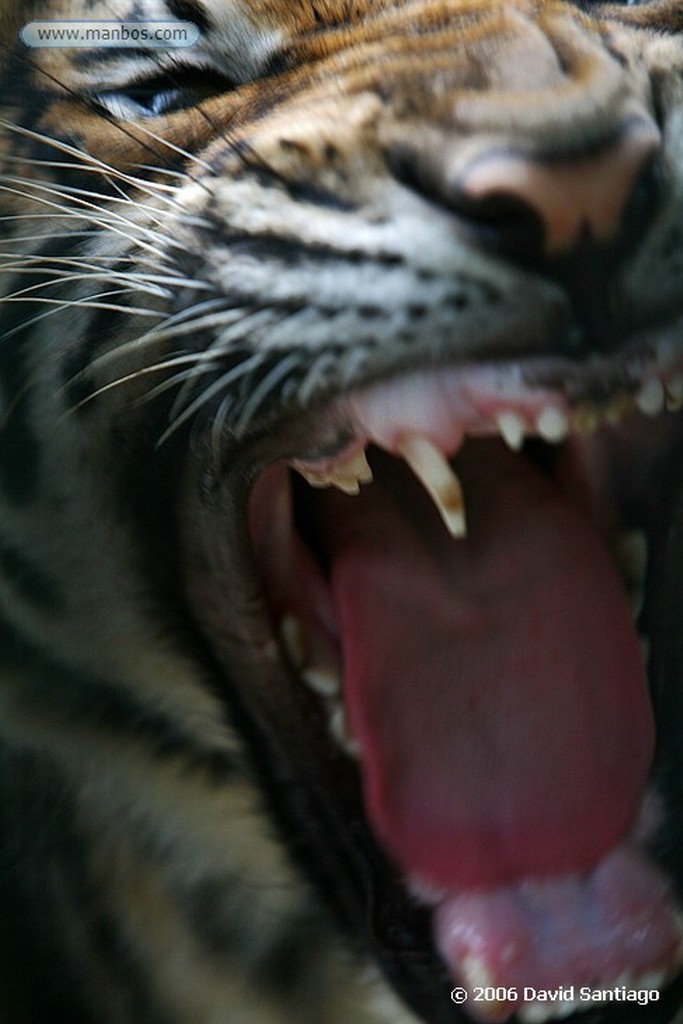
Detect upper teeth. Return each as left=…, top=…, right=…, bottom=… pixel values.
left=288, top=372, right=680, bottom=546
left=396, top=434, right=467, bottom=539
left=536, top=406, right=569, bottom=443
left=612, top=529, right=648, bottom=619
left=290, top=448, right=373, bottom=495
left=636, top=378, right=666, bottom=417
left=496, top=410, right=526, bottom=451
left=666, top=374, right=683, bottom=411
left=279, top=371, right=678, bottom=765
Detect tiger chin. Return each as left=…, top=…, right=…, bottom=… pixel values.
left=1, top=1, right=683, bottom=1022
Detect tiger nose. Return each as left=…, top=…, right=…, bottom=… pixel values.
left=389, top=120, right=663, bottom=266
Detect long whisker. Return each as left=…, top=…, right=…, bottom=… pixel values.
left=63, top=301, right=235, bottom=412
left=158, top=352, right=266, bottom=444
left=0, top=119, right=191, bottom=202
left=0, top=261, right=209, bottom=298
left=234, top=352, right=303, bottom=434
left=125, top=120, right=215, bottom=174
left=64, top=353, right=215, bottom=416
left=117, top=306, right=248, bottom=351
left=0, top=288, right=141, bottom=343
left=84, top=298, right=233, bottom=373
left=0, top=293, right=165, bottom=317
left=0, top=169, right=179, bottom=229
left=1, top=149, right=181, bottom=201
left=0, top=181, right=176, bottom=260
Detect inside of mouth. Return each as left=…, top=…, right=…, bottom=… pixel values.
left=303, top=437, right=654, bottom=886
left=247, top=369, right=683, bottom=1019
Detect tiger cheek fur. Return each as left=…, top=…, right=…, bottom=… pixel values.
left=1, top=2, right=683, bottom=1023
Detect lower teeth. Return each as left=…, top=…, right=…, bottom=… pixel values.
left=278, top=614, right=358, bottom=756
left=611, top=529, right=648, bottom=621
left=303, top=664, right=341, bottom=698
left=328, top=702, right=360, bottom=758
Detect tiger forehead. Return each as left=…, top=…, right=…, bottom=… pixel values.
left=10, top=0, right=598, bottom=48
left=11, top=0, right=664, bottom=84
left=199, top=0, right=390, bottom=33
left=8, top=0, right=680, bottom=52
left=30, top=0, right=402, bottom=35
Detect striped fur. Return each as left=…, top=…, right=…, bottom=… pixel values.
left=0, top=2, right=682, bottom=1022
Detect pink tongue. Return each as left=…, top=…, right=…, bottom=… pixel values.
left=325, top=442, right=654, bottom=888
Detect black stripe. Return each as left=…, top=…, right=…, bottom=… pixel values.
left=61, top=301, right=132, bottom=414
left=0, top=744, right=167, bottom=1024
left=206, top=149, right=358, bottom=213
left=0, top=239, right=79, bottom=504
left=0, top=747, right=98, bottom=1024
left=0, top=401, right=42, bottom=506
left=0, top=616, right=239, bottom=781
left=72, top=46, right=164, bottom=68
left=0, top=541, right=66, bottom=614
left=61, top=859, right=168, bottom=1024
left=181, top=875, right=328, bottom=996
left=195, top=215, right=404, bottom=269
left=167, top=0, right=211, bottom=32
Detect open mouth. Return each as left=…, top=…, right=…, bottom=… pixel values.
left=185, top=332, right=683, bottom=1024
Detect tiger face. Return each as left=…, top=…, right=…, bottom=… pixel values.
left=1, top=2, right=683, bottom=1022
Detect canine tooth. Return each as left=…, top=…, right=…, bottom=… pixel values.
left=613, top=530, right=647, bottom=619
left=605, top=392, right=633, bottom=426
left=613, top=529, right=648, bottom=586
left=328, top=703, right=360, bottom=757
left=302, top=664, right=341, bottom=698
left=293, top=449, right=373, bottom=495
left=572, top=404, right=599, bottom=435
left=636, top=378, right=665, bottom=417
left=536, top=405, right=569, bottom=443
left=397, top=435, right=467, bottom=538
left=496, top=410, right=526, bottom=451
left=279, top=614, right=308, bottom=670
left=666, top=374, right=683, bottom=412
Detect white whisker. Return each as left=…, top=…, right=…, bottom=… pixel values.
left=234, top=352, right=303, bottom=433
left=0, top=177, right=182, bottom=254
left=160, top=351, right=265, bottom=442
left=0, top=289, right=132, bottom=342
left=0, top=294, right=164, bottom=316
left=123, top=120, right=215, bottom=175
left=0, top=260, right=211, bottom=299
left=81, top=298, right=230, bottom=376
left=65, top=353, right=212, bottom=415
left=0, top=121, right=187, bottom=205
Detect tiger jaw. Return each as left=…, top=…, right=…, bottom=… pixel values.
left=278, top=357, right=683, bottom=764
left=177, top=336, right=683, bottom=1023
left=288, top=360, right=683, bottom=540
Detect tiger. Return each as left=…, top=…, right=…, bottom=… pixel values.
left=1, top=0, right=683, bottom=1022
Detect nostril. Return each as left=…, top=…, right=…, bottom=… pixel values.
left=386, top=120, right=663, bottom=271
left=385, top=142, right=550, bottom=266
left=438, top=189, right=547, bottom=267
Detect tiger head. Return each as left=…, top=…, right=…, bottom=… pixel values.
left=1, top=2, right=683, bottom=1023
